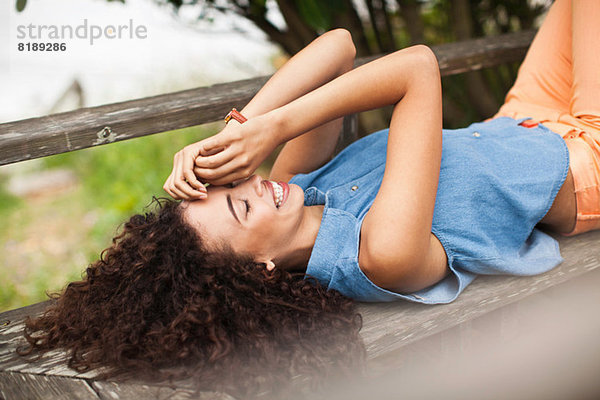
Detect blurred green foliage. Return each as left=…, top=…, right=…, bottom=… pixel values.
left=44, top=126, right=209, bottom=217
left=0, top=177, right=22, bottom=218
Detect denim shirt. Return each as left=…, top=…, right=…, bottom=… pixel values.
left=289, top=117, right=569, bottom=303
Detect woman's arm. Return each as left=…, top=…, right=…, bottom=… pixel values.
left=241, top=29, right=356, bottom=182
left=198, top=45, right=445, bottom=291
left=163, top=29, right=355, bottom=199
left=280, top=47, right=445, bottom=292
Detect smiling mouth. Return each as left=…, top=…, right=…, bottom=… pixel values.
left=265, top=181, right=288, bottom=208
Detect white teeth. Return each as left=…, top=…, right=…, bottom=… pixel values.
left=270, top=181, right=283, bottom=207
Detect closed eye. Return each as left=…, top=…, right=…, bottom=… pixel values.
left=243, top=199, right=251, bottom=216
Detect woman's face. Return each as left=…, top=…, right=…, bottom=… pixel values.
left=181, top=175, right=307, bottom=268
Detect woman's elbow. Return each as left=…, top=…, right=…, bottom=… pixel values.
left=403, top=45, right=441, bottom=96
left=394, top=44, right=438, bottom=76
left=404, top=44, right=435, bottom=65
left=324, top=28, right=356, bottom=62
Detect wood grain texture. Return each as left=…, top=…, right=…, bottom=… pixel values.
left=0, top=371, right=237, bottom=400
left=0, top=30, right=535, bottom=166
left=0, top=371, right=99, bottom=400
left=89, top=381, right=235, bottom=400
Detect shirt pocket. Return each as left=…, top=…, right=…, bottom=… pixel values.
left=327, top=164, right=385, bottom=217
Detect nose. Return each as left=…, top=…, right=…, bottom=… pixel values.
left=246, top=174, right=264, bottom=197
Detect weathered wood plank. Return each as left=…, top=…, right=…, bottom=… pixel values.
left=356, top=229, right=600, bottom=360
left=336, top=114, right=359, bottom=155
left=0, top=371, right=237, bottom=400
left=2, top=230, right=598, bottom=376
left=0, top=76, right=267, bottom=166
left=0, top=30, right=535, bottom=166
left=0, top=371, right=99, bottom=400
left=0, top=231, right=598, bottom=398
left=89, top=381, right=235, bottom=400
left=354, top=29, right=535, bottom=73
left=309, top=268, right=600, bottom=400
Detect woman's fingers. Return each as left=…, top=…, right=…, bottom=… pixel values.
left=163, top=172, right=189, bottom=200
left=165, top=121, right=266, bottom=196
left=173, top=158, right=206, bottom=200
left=194, top=157, right=253, bottom=185
left=195, top=147, right=236, bottom=169
left=196, top=167, right=253, bottom=186
left=162, top=173, right=177, bottom=198
left=168, top=181, right=190, bottom=200
left=200, top=146, right=224, bottom=157
left=169, top=159, right=195, bottom=200
left=163, top=145, right=208, bottom=200
left=198, top=135, right=226, bottom=155
left=181, top=151, right=207, bottom=194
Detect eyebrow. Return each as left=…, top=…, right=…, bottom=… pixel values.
left=226, top=194, right=241, bottom=224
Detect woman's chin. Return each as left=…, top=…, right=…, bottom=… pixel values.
left=288, top=183, right=304, bottom=208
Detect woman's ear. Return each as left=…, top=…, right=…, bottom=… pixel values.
left=258, top=259, right=276, bottom=271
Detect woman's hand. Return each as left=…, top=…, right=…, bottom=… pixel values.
left=192, top=116, right=279, bottom=186
left=163, top=115, right=279, bottom=200
left=163, top=140, right=209, bottom=200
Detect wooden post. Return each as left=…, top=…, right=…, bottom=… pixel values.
left=336, top=113, right=359, bottom=155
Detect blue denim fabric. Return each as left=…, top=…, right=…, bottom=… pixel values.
left=289, top=117, right=569, bottom=303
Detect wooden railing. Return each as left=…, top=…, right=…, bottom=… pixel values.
left=3, top=29, right=600, bottom=400
left=0, top=30, right=535, bottom=166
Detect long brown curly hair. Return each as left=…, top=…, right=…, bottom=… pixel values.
left=18, top=197, right=365, bottom=398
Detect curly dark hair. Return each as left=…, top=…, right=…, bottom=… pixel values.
left=18, top=197, right=365, bottom=398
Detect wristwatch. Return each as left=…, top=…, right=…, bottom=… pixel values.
left=224, top=108, right=247, bottom=124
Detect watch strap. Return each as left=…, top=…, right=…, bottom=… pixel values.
left=224, top=108, right=247, bottom=124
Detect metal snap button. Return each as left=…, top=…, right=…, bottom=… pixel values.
left=351, top=185, right=358, bottom=191
left=473, top=132, right=481, bottom=137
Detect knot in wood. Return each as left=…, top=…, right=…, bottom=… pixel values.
left=94, top=126, right=117, bottom=145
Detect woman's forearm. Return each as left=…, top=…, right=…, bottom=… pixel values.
left=239, top=29, right=355, bottom=120
left=268, top=46, right=434, bottom=143
left=242, top=29, right=356, bottom=180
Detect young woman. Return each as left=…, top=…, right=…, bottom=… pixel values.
left=162, top=0, right=600, bottom=303
left=21, top=0, right=599, bottom=395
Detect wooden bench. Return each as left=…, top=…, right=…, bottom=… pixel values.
left=2, top=30, right=599, bottom=399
